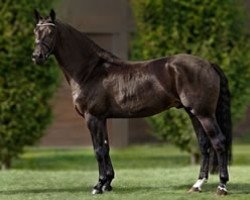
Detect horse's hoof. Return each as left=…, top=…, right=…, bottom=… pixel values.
left=92, top=188, right=103, bottom=195
left=102, top=184, right=112, bottom=192
left=188, top=187, right=201, bottom=193
left=217, top=186, right=228, bottom=196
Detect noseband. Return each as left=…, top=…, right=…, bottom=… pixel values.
left=36, top=23, right=55, bottom=27
left=35, top=23, right=56, bottom=58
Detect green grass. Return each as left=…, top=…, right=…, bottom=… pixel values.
left=12, top=144, right=191, bottom=170
left=1, top=144, right=250, bottom=200
left=1, top=167, right=250, bottom=200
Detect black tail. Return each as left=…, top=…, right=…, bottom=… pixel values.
left=210, top=63, right=232, bottom=174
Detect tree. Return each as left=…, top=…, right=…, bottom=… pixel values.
left=0, top=0, right=59, bottom=169
left=131, top=0, right=250, bottom=163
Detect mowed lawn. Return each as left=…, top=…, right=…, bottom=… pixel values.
left=0, top=144, right=250, bottom=200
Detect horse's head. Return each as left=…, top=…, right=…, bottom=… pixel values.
left=32, top=9, right=57, bottom=65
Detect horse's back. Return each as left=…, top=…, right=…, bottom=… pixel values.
left=79, top=53, right=220, bottom=118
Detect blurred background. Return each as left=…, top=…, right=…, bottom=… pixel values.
left=37, top=0, right=250, bottom=148
left=42, top=0, right=250, bottom=160
left=1, top=0, right=250, bottom=165
left=1, top=0, right=250, bottom=199
left=1, top=0, right=250, bottom=195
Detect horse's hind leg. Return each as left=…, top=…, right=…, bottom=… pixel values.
left=196, top=116, right=229, bottom=195
left=85, top=113, right=115, bottom=194
left=186, top=109, right=210, bottom=193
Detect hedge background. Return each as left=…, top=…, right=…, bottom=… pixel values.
left=131, top=0, right=250, bottom=162
left=0, top=0, right=59, bottom=169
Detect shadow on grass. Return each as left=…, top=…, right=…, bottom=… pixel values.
left=1, top=183, right=250, bottom=195
left=0, top=186, right=89, bottom=195
left=173, top=183, right=250, bottom=195
left=0, top=186, right=157, bottom=195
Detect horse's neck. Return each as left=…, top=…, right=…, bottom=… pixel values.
left=53, top=22, right=101, bottom=82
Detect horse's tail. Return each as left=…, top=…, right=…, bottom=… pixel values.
left=210, top=63, right=232, bottom=174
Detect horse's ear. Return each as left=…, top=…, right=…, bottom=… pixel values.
left=34, top=9, right=42, bottom=23
left=50, top=9, right=56, bottom=22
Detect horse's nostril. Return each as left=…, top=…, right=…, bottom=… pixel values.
left=38, top=53, right=43, bottom=59
left=32, top=53, right=43, bottom=59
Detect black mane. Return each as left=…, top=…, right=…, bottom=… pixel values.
left=56, top=20, right=127, bottom=67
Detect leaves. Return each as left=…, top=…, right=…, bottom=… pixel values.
left=0, top=0, right=59, bottom=167
left=131, top=0, right=250, bottom=155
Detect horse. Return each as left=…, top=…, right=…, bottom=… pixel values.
left=32, top=9, right=232, bottom=195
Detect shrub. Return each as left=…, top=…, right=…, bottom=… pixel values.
left=0, top=0, right=59, bottom=169
left=131, top=0, right=250, bottom=163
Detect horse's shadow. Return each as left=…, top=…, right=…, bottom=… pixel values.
left=1, top=183, right=250, bottom=195
left=0, top=186, right=153, bottom=195
left=173, top=183, right=250, bottom=195
left=0, top=187, right=88, bottom=195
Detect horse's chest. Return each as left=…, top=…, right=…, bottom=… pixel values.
left=71, top=81, right=107, bottom=116
left=69, top=80, right=85, bottom=112
left=70, top=79, right=80, bottom=100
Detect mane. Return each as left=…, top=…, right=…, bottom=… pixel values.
left=56, top=20, right=127, bottom=66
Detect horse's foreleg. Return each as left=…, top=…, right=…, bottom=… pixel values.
left=186, top=111, right=210, bottom=193
left=85, top=113, right=114, bottom=194
left=101, top=130, right=115, bottom=192
left=197, top=116, right=229, bottom=195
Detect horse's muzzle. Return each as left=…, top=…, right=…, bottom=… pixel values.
left=32, top=52, right=46, bottom=65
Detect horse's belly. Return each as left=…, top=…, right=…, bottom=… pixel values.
left=108, top=93, right=180, bottom=118
left=104, top=68, right=180, bottom=118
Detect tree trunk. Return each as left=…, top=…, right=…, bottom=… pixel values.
left=1, top=155, right=11, bottom=170
left=190, top=152, right=200, bottom=165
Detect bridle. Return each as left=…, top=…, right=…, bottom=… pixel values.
left=37, top=23, right=55, bottom=27
left=35, top=23, right=57, bottom=58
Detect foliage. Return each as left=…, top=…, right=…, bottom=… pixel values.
left=0, top=0, right=59, bottom=169
left=130, top=0, right=250, bottom=159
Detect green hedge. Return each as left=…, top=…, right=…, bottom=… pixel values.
left=131, top=0, right=250, bottom=160
left=0, top=0, right=59, bottom=169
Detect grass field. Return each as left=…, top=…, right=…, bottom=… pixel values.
left=1, top=144, right=250, bottom=200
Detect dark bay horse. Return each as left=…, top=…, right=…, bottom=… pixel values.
left=32, top=10, right=232, bottom=195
